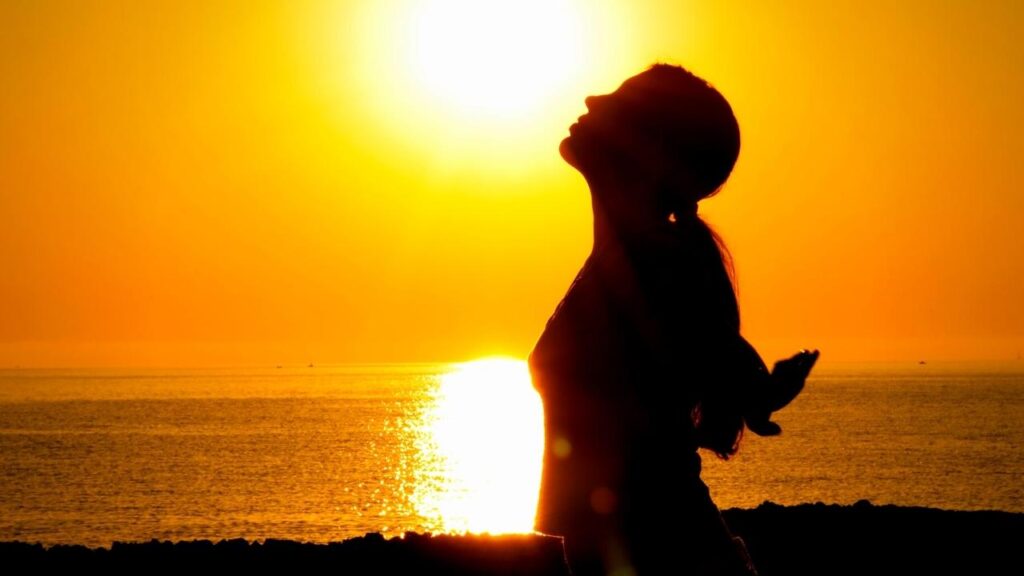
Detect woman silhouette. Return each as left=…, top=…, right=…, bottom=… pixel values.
left=529, top=64, right=818, bottom=576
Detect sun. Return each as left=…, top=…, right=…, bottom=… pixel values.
left=339, top=0, right=626, bottom=174
left=405, top=0, right=584, bottom=120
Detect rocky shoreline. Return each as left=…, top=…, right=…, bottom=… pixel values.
left=3, top=501, right=1021, bottom=575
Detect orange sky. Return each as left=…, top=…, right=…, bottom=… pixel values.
left=1, top=1, right=1022, bottom=367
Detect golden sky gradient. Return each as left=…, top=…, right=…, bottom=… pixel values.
left=1, top=1, right=1022, bottom=367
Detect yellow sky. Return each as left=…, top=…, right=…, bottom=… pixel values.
left=1, top=1, right=1022, bottom=367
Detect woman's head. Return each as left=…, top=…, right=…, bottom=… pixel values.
left=561, top=64, right=740, bottom=217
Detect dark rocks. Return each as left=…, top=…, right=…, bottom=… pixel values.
left=2, top=504, right=1022, bottom=575
left=0, top=532, right=569, bottom=575
left=722, top=501, right=1024, bottom=575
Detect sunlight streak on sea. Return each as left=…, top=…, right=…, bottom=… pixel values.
left=415, top=359, right=543, bottom=534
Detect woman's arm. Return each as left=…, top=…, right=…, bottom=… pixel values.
left=734, top=339, right=818, bottom=436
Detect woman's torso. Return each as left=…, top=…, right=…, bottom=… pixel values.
left=529, top=240, right=705, bottom=534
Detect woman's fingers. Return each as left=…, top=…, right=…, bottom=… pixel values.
left=801, top=349, right=820, bottom=375
left=767, top=350, right=818, bottom=412
left=788, top=349, right=820, bottom=378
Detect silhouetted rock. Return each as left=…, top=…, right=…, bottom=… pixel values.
left=722, top=501, right=1023, bottom=575
left=2, top=504, right=1021, bottom=575
left=0, top=532, right=568, bottom=574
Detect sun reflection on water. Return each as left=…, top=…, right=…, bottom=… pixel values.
left=414, top=358, right=544, bottom=534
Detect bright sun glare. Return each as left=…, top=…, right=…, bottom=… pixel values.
left=406, top=0, right=583, bottom=119
left=417, top=358, right=544, bottom=534
left=342, top=0, right=623, bottom=173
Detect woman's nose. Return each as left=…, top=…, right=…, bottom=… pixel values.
left=585, top=93, right=614, bottom=113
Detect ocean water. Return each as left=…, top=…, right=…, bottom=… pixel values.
left=0, top=361, right=1021, bottom=547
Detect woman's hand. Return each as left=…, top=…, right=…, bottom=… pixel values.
left=745, top=349, right=819, bottom=436
left=767, top=349, right=819, bottom=412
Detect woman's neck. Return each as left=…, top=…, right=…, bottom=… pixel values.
left=591, top=197, right=618, bottom=253
left=590, top=185, right=672, bottom=255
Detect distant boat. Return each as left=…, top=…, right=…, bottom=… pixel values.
left=308, top=363, right=314, bottom=368
left=918, top=360, right=927, bottom=365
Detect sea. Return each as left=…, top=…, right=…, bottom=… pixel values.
left=1, top=360, right=1021, bottom=547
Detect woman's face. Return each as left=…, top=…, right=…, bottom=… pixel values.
left=560, top=74, right=675, bottom=186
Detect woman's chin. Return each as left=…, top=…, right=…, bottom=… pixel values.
left=559, top=136, right=580, bottom=169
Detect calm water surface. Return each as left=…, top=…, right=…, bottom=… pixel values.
left=1, top=362, right=1021, bottom=546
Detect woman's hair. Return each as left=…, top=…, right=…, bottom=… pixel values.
left=634, top=64, right=745, bottom=458
left=628, top=63, right=741, bottom=215
left=678, top=217, right=744, bottom=459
